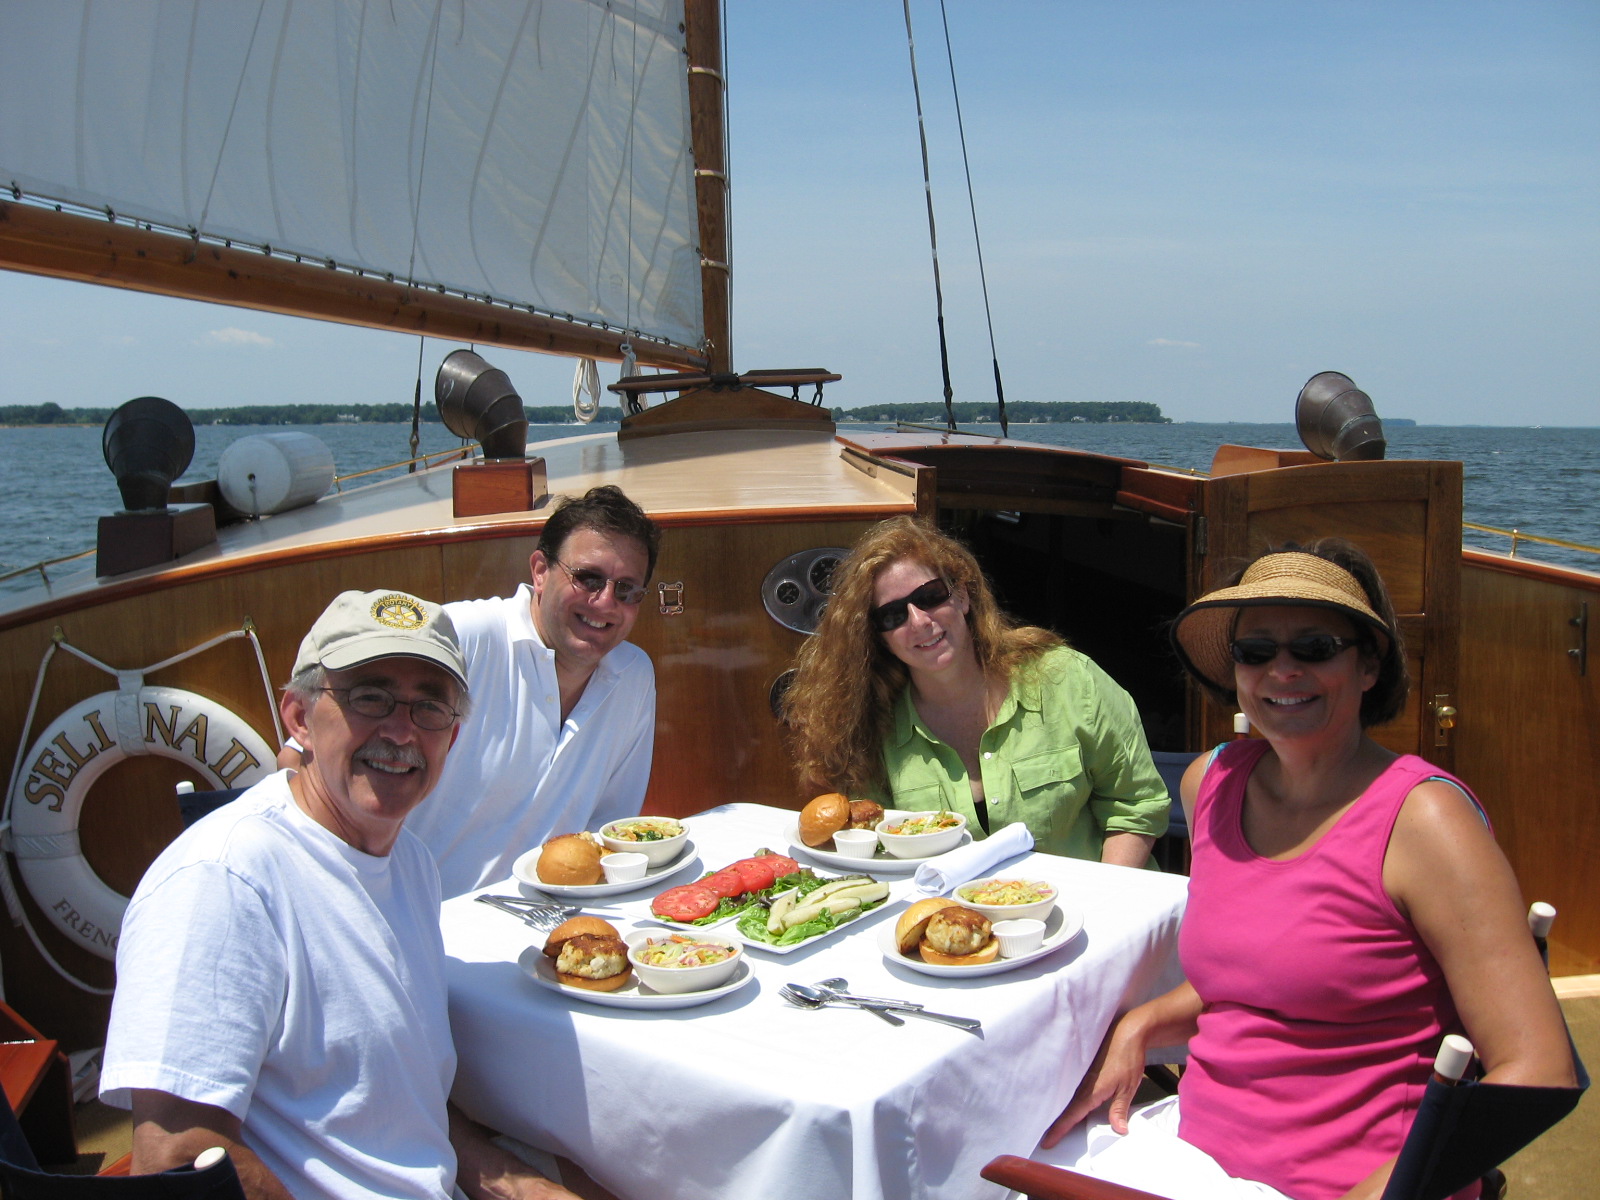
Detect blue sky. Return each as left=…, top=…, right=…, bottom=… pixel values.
left=2, top=0, right=1595, bottom=425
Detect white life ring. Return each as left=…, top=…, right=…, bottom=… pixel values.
left=9, top=686, right=275, bottom=960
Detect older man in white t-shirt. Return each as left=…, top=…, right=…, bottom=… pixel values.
left=405, top=485, right=660, bottom=896
left=101, top=589, right=577, bottom=1200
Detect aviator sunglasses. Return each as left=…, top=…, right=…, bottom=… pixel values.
left=870, top=579, right=953, bottom=632
left=1229, top=634, right=1364, bottom=667
left=549, top=556, right=649, bottom=605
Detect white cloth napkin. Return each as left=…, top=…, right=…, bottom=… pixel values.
left=913, top=821, right=1034, bottom=895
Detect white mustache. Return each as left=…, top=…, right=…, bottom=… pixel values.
left=355, top=737, right=426, bottom=771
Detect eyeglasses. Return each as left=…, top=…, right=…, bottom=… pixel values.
left=319, top=686, right=461, bottom=731
left=549, top=556, right=648, bottom=605
left=1229, top=635, right=1364, bottom=667
left=870, top=578, right=953, bottom=633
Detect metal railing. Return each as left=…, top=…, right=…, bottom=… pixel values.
left=1462, top=522, right=1600, bottom=563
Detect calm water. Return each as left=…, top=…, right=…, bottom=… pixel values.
left=3, top=420, right=1597, bottom=597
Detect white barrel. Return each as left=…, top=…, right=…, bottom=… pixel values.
left=218, top=432, right=335, bottom=515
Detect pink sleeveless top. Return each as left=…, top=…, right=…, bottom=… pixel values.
left=1177, top=739, right=1470, bottom=1200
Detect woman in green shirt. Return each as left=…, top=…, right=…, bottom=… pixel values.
left=785, top=517, right=1168, bottom=864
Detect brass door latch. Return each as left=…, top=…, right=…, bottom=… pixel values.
left=658, top=581, right=684, bottom=616
left=1431, top=694, right=1457, bottom=748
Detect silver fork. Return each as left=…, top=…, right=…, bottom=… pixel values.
left=474, top=894, right=575, bottom=930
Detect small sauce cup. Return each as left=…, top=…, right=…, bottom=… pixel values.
left=830, top=829, right=879, bottom=858
left=600, top=851, right=649, bottom=884
left=991, top=917, right=1046, bottom=958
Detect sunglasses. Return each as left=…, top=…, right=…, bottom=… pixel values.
left=550, top=557, right=648, bottom=605
left=870, top=579, right=953, bottom=632
left=1229, top=634, right=1364, bottom=667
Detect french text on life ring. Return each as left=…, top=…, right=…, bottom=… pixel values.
left=11, top=686, right=275, bottom=960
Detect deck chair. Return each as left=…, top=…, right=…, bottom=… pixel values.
left=0, top=1003, right=75, bottom=1167
left=984, top=904, right=1588, bottom=1200
left=0, top=1087, right=245, bottom=1200
left=1147, top=752, right=1194, bottom=875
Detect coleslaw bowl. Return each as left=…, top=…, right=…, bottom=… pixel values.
left=951, top=876, right=1058, bottom=924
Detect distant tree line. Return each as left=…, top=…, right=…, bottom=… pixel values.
left=0, top=402, right=626, bottom=427
left=831, top=400, right=1169, bottom=424
left=3, top=397, right=1163, bottom=428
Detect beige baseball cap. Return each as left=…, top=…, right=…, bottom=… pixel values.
left=293, top=589, right=467, bottom=688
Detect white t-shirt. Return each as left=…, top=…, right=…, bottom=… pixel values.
left=405, top=585, right=656, bottom=897
left=101, top=772, right=457, bottom=1200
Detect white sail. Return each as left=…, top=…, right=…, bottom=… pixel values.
left=0, top=0, right=702, bottom=352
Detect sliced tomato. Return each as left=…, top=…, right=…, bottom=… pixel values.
left=651, top=883, right=721, bottom=922
left=702, top=867, right=748, bottom=899
left=757, top=853, right=800, bottom=881
left=731, top=857, right=778, bottom=894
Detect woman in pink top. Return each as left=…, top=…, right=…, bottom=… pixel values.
left=1041, top=539, right=1574, bottom=1200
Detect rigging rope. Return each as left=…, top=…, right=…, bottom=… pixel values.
left=937, top=0, right=1008, bottom=438
left=901, top=0, right=957, bottom=432
left=410, top=337, right=425, bottom=469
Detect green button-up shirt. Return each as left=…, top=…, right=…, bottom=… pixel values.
left=866, top=646, right=1170, bottom=862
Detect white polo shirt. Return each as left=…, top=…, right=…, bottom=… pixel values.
left=405, top=585, right=656, bottom=897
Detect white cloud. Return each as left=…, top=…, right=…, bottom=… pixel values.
left=1148, top=338, right=1201, bottom=349
left=201, top=327, right=275, bottom=348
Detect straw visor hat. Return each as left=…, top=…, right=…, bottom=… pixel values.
left=1170, top=552, right=1394, bottom=694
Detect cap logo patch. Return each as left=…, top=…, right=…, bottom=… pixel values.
left=371, top=593, right=427, bottom=630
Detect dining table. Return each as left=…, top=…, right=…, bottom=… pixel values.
left=442, top=802, right=1189, bottom=1200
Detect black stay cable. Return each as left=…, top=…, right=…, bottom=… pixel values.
left=902, top=0, right=956, bottom=432
left=937, top=0, right=1007, bottom=438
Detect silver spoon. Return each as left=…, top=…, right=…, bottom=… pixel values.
left=786, top=983, right=982, bottom=1032
left=780, top=984, right=905, bottom=1026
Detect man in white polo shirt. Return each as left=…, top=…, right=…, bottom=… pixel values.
left=405, top=485, right=660, bottom=896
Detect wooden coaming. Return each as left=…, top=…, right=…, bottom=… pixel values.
left=1457, top=551, right=1600, bottom=976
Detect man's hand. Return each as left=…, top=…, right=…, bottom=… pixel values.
left=450, top=1105, right=584, bottom=1200
left=130, top=1091, right=293, bottom=1200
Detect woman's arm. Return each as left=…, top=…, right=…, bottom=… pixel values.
left=1385, top=779, right=1575, bottom=1089
left=1325, top=780, right=1578, bottom=1200
left=1040, top=981, right=1205, bottom=1145
left=1100, top=831, right=1156, bottom=867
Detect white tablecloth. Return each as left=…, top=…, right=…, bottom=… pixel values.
left=443, top=803, right=1188, bottom=1200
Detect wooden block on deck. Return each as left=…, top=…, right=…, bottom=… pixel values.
left=452, top=458, right=548, bottom=518
left=96, top=503, right=217, bottom=576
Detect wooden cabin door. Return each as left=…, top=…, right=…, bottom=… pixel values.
left=1198, top=459, right=1464, bottom=766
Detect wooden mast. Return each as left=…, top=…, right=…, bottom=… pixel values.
left=684, top=0, right=732, bottom=374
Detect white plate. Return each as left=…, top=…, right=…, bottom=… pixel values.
left=728, top=880, right=897, bottom=955
left=517, top=944, right=756, bottom=1009
left=787, top=825, right=974, bottom=874
left=877, top=902, right=1084, bottom=978
left=512, top=840, right=700, bottom=898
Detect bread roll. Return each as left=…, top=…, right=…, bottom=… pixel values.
left=538, top=832, right=603, bottom=885
left=919, top=937, right=1000, bottom=966
left=799, top=793, right=851, bottom=847
left=895, top=897, right=960, bottom=956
